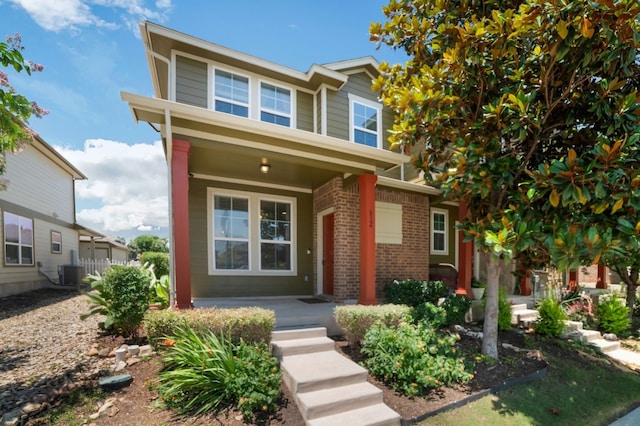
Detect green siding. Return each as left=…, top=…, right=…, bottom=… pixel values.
left=430, top=203, right=458, bottom=266
left=326, top=89, right=349, bottom=140
left=189, top=178, right=314, bottom=297
left=175, top=55, right=208, bottom=108
left=296, top=91, right=314, bottom=132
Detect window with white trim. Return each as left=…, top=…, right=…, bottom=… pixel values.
left=214, top=69, right=249, bottom=117
left=260, top=82, right=291, bottom=127
left=430, top=209, right=448, bottom=255
left=51, top=231, right=62, bottom=254
left=4, top=212, right=34, bottom=265
left=209, top=189, right=296, bottom=275
left=349, top=94, right=382, bottom=148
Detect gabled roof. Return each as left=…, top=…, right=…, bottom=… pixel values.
left=140, top=21, right=352, bottom=99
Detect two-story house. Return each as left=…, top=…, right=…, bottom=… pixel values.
left=0, top=133, right=90, bottom=297
left=122, top=22, right=474, bottom=308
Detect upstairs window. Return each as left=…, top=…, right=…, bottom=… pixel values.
left=4, top=212, right=33, bottom=265
left=214, top=70, right=249, bottom=117
left=349, top=94, right=382, bottom=148
left=430, top=209, right=448, bottom=255
left=260, top=83, right=291, bottom=127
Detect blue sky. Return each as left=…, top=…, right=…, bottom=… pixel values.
left=0, top=0, right=407, bottom=241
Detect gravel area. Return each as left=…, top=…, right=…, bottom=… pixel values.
left=0, top=287, right=109, bottom=422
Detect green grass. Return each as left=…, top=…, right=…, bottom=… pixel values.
left=419, top=347, right=640, bottom=426
left=43, top=387, right=108, bottom=426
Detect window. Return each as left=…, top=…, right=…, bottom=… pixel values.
left=260, top=82, right=291, bottom=127
left=4, top=212, right=33, bottom=265
left=214, top=69, right=249, bottom=117
left=209, top=189, right=296, bottom=275
left=213, top=195, right=250, bottom=270
left=51, top=231, right=62, bottom=254
left=349, top=94, right=382, bottom=148
left=259, top=200, right=291, bottom=270
left=431, top=209, right=448, bottom=254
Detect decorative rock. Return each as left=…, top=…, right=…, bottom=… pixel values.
left=112, top=361, right=127, bottom=372
left=138, top=345, right=153, bottom=357
left=603, top=333, right=618, bottom=341
left=20, top=402, right=41, bottom=414
left=98, top=348, right=111, bottom=358
left=526, top=349, right=545, bottom=361
left=126, top=357, right=141, bottom=366
left=128, top=345, right=140, bottom=356
left=108, top=348, right=117, bottom=358
left=87, top=347, right=99, bottom=357
left=0, top=409, right=22, bottom=425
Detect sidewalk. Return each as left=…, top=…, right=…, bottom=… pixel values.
left=609, top=406, right=640, bottom=426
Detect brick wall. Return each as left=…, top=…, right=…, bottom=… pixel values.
left=313, top=177, right=431, bottom=302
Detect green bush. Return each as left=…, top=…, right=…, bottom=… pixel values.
left=140, top=252, right=169, bottom=278
left=412, top=302, right=447, bottom=328
left=597, top=297, right=631, bottom=336
left=157, top=324, right=281, bottom=422
left=384, top=279, right=449, bottom=306
left=334, top=304, right=411, bottom=346
left=498, top=289, right=513, bottom=331
left=442, top=295, right=472, bottom=326
left=361, top=321, right=472, bottom=397
left=536, top=298, right=568, bottom=337
left=144, top=307, right=275, bottom=348
left=81, top=265, right=151, bottom=336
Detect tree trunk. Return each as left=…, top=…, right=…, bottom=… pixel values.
left=615, top=266, right=639, bottom=320
left=482, top=255, right=501, bottom=359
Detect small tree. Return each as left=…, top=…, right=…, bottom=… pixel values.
left=1, top=33, right=47, bottom=174
left=128, top=234, right=169, bottom=257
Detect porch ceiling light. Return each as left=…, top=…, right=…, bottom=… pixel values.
left=260, top=160, right=271, bottom=174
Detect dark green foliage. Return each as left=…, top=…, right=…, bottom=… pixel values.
left=384, top=279, right=448, bottom=306
left=140, top=252, right=169, bottom=278
left=81, top=265, right=151, bottom=336
left=597, top=297, right=631, bottom=336
left=128, top=235, right=169, bottom=255
left=536, top=298, right=568, bottom=338
left=442, top=295, right=472, bottom=326
left=498, top=289, right=513, bottom=331
left=412, top=302, right=447, bottom=328
left=361, top=321, right=472, bottom=397
left=157, top=325, right=281, bottom=421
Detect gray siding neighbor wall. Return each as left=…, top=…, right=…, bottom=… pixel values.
left=175, top=55, right=208, bottom=108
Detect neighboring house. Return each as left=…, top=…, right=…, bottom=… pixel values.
left=0, top=133, right=88, bottom=298
left=79, top=235, right=131, bottom=262
left=121, top=22, right=475, bottom=307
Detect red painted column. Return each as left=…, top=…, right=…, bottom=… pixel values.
left=596, top=263, right=607, bottom=289
left=456, top=202, right=473, bottom=297
left=568, top=269, right=578, bottom=291
left=358, top=174, right=377, bottom=305
left=172, top=139, right=192, bottom=309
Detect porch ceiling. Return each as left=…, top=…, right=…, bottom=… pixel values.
left=122, top=92, right=411, bottom=190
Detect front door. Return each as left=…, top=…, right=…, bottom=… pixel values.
left=322, top=213, right=334, bottom=295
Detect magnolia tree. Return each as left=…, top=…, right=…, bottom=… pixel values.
left=372, top=0, right=640, bottom=358
left=0, top=33, right=47, bottom=174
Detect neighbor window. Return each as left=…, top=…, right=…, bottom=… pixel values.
left=214, top=69, right=249, bottom=117
left=349, top=94, right=382, bottom=148
left=431, top=209, right=448, bottom=254
left=260, top=82, right=291, bottom=127
left=4, top=212, right=33, bottom=265
left=213, top=195, right=250, bottom=270
left=209, top=189, right=296, bottom=275
left=51, top=231, right=62, bottom=254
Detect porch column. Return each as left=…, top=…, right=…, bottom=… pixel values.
left=358, top=174, right=377, bottom=305
left=172, top=139, right=192, bottom=309
left=456, top=202, right=473, bottom=297
left=568, top=269, right=578, bottom=290
left=596, top=263, right=607, bottom=289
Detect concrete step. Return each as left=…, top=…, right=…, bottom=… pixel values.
left=567, top=329, right=602, bottom=343
left=272, top=327, right=327, bottom=342
left=510, top=304, right=528, bottom=312
left=271, top=336, right=335, bottom=359
left=607, top=349, right=640, bottom=368
left=297, top=382, right=383, bottom=420
left=280, top=350, right=369, bottom=394
left=590, top=338, right=621, bottom=353
left=307, top=403, right=401, bottom=426
left=564, top=320, right=584, bottom=332
left=511, top=309, right=539, bottom=325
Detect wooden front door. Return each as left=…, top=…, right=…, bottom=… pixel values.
left=322, top=213, right=334, bottom=295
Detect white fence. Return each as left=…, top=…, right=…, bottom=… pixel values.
left=79, top=258, right=137, bottom=276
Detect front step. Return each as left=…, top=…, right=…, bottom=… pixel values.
left=272, top=327, right=328, bottom=342
left=297, top=382, right=383, bottom=420
left=590, top=338, right=621, bottom=353
left=280, top=350, right=369, bottom=394
left=271, top=336, right=335, bottom=359
left=307, top=404, right=401, bottom=426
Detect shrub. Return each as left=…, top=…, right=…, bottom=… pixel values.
left=597, top=297, right=631, bottom=336
left=140, top=252, right=169, bottom=278
left=361, top=321, right=472, bottom=397
left=144, top=307, right=275, bottom=348
left=384, top=279, right=448, bottom=306
left=334, top=304, right=411, bottom=346
left=442, top=295, right=472, bottom=326
left=412, top=302, right=447, bottom=328
left=561, top=293, right=595, bottom=329
left=536, top=298, right=568, bottom=337
left=498, top=289, right=513, bottom=331
left=81, top=265, right=151, bottom=336
left=150, top=274, right=170, bottom=309
left=157, top=325, right=281, bottom=421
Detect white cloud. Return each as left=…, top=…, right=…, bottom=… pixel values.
left=10, top=0, right=172, bottom=32
left=55, top=139, right=168, bottom=235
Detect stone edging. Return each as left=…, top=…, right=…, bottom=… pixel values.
left=400, top=366, right=549, bottom=425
